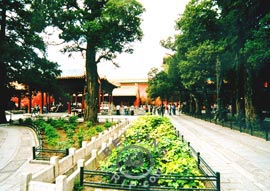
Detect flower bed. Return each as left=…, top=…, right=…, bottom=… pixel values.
left=21, top=116, right=117, bottom=160
left=99, top=115, right=206, bottom=189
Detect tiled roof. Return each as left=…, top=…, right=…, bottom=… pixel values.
left=112, top=86, right=138, bottom=96
left=111, top=78, right=148, bottom=83
left=60, top=69, right=85, bottom=77
left=58, top=75, right=85, bottom=79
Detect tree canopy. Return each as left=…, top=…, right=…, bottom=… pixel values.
left=0, top=0, right=61, bottom=123
left=162, top=0, right=270, bottom=123
left=146, top=68, right=174, bottom=103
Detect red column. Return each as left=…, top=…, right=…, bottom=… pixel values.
left=67, top=102, right=71, bottom=114
left=98, top=84, right=101, bottom=113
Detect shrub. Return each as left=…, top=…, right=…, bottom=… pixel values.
left=100, top=115, right=204, bottom=189
left=47, top=118, right=66, bottom=130
left=44, top=124, right=59, bottom=139
left=69, top=116, right=78, bottom=125
left=66, top=128, right=75, bottom=139
left=86, top=128, right=97, bottom=138
left=86, top=121, right=93, bottom=128
left=104, top=120, right=114, bottom=129
left=76, top=127, right=84, bottom=147
left=56, top=141, right=73, bottom=150
left=95, top=125, right=104, bottom=133
left=64, top=124, right=76, bottom=131
left=73, top=178, right=84, bottom=191
left=33, top=119, right=48, bottom=132
left=23, top=117, right=33, bottom=125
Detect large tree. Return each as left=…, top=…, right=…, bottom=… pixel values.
left=47, top=0, right=144, bottom=123
left=0, top=0, right=60, bottom=123
left=216, top=0, right=270, bottom=124
left=164, top=0, right=222, bottom=114
left=146, top=69, right=174, bottom=106
left=243, top=13, right=270, bottom=121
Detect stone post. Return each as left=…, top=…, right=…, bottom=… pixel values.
left=50, top=156, right=60, bottom=177
left=20, top=173, right=32, bottom=191
left=55, top=175, right=67, bottom=191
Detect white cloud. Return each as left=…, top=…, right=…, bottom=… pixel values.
left=47, top=0, right=190, bottom=79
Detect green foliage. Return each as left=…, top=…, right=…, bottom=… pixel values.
left=44, top=123, right=59, bottom=147
left=0, top=0, right=62, bottom=123
left=45, top=0, right=144, bottom=123
left=159, top=0, right=270, bottom=123
left=100, top=116, right=204, bottom=189
left=56, top=141, right=72, bottom=150
left=73, top=178, right=84, bottom=191
left=64, top=124, right=76, bottom=132
left=76, top=127, right=84, bottom=147
left=33, top=119, right=49, bottom=132
left=44, top=124, right=59, bottom=139
left=147, top=70, right=174, bottom=101
left=23, top=118, right=33, bottom=125
left=86, top=127, right=97, bottom=138
left=86, top=121, right=93, bottom=128
left=95, top=125, right=104, bottom=133
left=30, top=116, right=114, bottom=149
left=69, top=116, right=79, bottom=125
left=47, top=118, right=66, bottom=129
left=66, top=128, right=75, bottom=140
left=243, top=13, right=270, bottom=71
left=104, top=120, right=114, bottom=129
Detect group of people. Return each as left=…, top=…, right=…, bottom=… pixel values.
left=114, top=103, right=182, bottom=116
left=115, top=105, right=135, bottom=115
left=150, top=103, right=181, bottom=116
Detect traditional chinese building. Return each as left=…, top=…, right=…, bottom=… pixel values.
left=10, top=75, right=150, bottom=114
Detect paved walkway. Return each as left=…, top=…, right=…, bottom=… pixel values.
left=169, top=114, right=270, bottom=191
left=0, top=124, right=48, bottom=191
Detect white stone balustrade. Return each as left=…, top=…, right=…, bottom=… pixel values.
left=20, top=120, right=130, bottom=191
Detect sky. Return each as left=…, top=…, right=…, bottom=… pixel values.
left=47, top=0, right=190, bottom=80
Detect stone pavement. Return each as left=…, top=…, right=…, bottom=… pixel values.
left=0, top=124, right=48, bottom=191
left=169, top=114, right=270, bottom=191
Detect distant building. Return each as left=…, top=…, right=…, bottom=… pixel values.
left=106, top=78, right=149, bottom=107
left=10, top=75, right=150, bottom=114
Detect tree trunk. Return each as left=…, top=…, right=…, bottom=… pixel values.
left=244, top=67, right=258, bottom=128
left=194, top=96, right=200, bottom=114
left=0, top=0, right=7, bottom=123
left=28, top=92, right=32, bottom=113
left=0, top=66, right=8, bottom=123
left=216, top=57, right=222, bottom=111
left=0, top=97, right=7, bottom=123
left=234, top=53, right=245, bottom=122
left=41, top=91, right=44, bottom=114
left=84, top=43, right=99, bottom=124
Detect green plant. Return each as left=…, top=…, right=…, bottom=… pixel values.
left=86, top=127, right=97, bottom=138
left=56, top=141, right=73, bottom=150
left=45, top=125, right=59, bottom=138
left=23, top=117, right=33, bottom=125
left=100, top=115, right=205, bottom=189
left=104, top=120, right=114, bottom=129
left=95, top=125, right=104, bottom=133
left=69, top=116, right=78, bottom=125
left=73, top=178, right=84, bottom=191
left=86, top=121, right=93, bottom=128
left=34, top=119, right=49, bottom=132
left=64, top=124, right=76, bottom=131
left=66, top=128, right=75, bottom=139
left=76, top=127, right=84, bottom=147
left=47, top=118, right=66, bottom=130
